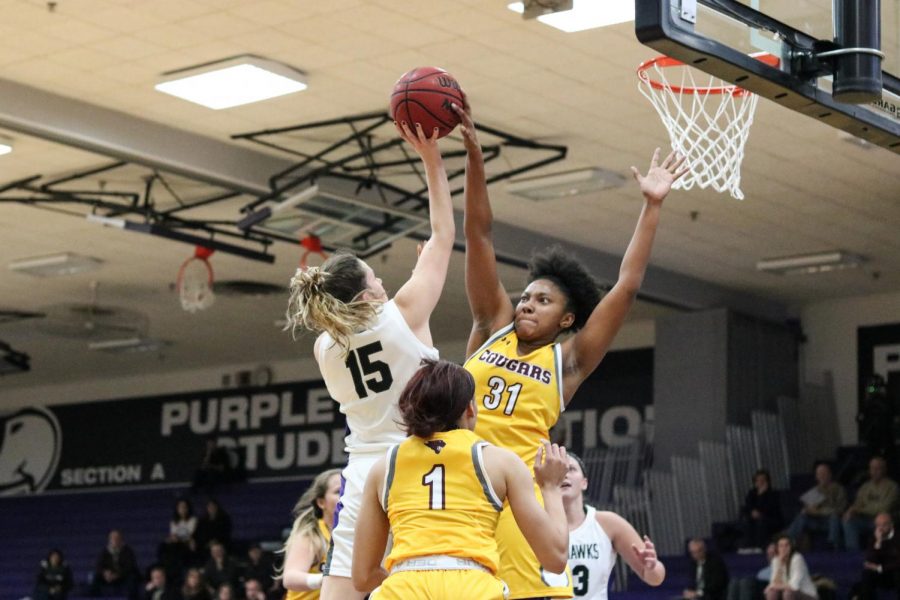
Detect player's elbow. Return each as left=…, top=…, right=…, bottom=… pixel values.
left=537, top=545, right=568, bottom=575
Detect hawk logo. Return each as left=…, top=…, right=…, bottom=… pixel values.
left=0, top=406, right=62, bottom=496
left=424, top=440, right=446, bottom=454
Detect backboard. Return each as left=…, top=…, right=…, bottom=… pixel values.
left=636, top=0, right=900, bottom=153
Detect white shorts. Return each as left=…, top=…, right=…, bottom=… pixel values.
left=323, top=453, right=379, bottom=578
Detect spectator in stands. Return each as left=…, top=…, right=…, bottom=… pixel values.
left=204, top=541, right=240, bottom=592
left=91, top=529, right=140, bottom=599
left=158, top=498, right=197, bottom=577
left=764, top=535, right=818, bottom=600
left=242, top=544, right=275, bottom=594
left=195, top=499, right=232, bottom=556
left=683, top=538, right=729, bottom=600
left=856, top=512, right=900, bottom=600
left=741, top=469, right=784, bottom=550
left=192, top=439, right=232, bottom=494
left=143, top=566, right=177, bottom=600
left=787, top=461, right=847, bottom=550
left=728, top=542, right=777, bottom=600
left=180, top=568, right=211, bottom=600
left=243, top=578, right=267, bottom=600
left=34, top=549, right=73, bottom=600
left=844, top=456, right=900, bottom=551
left=214, top=584, right=234, bottom=600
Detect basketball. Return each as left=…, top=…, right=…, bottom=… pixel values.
left=390, top=67, right=464, bottom=139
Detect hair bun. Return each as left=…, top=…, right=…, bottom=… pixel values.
left=290, top=266, right=327, bottom=292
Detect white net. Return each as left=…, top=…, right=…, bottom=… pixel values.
left=177, top=257, right=215, bottom=313
left=638, top=57, right=764, bottom=200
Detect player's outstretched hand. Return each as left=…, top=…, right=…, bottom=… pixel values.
left=630, top=535, right=658, bottom=571
left=395, top=120, right=442, bottom=164
left=450, top=99, right=481, bottom=155
left=630, top=147, right=688, bottom=206
left=534, top=440, right=568, bottom=489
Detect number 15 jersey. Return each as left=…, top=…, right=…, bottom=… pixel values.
left=317, top=299, right=439, bottom=456
left=464, top=323, right=564, bottom=469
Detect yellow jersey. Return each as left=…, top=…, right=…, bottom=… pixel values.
left=382, top=428, right=503, bottom=573
left=464, top=323, right=564, bottom=469
left=285, top=518, right=330, bottom=600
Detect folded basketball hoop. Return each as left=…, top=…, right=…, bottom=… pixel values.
left=176, top=246, right=215, bottom=313
left=637, top=53, right=779, bottom=200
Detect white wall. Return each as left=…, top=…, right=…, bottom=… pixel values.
left=801, top=290, right=900, bottom=445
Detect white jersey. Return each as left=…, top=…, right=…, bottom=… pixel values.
left=569, top=505, right=617, bottom=600
left=316, top=299, right=438, bottom=456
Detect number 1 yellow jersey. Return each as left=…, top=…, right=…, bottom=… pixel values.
left=464, top=323, right=564, bottom=469
left=382, top=429, right=503, bottom=573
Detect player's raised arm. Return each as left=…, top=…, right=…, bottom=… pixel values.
left=598, top=511, right=666, bottom=586
left=453, top=102, right=515, bottom=355
left=562, top=148, right=687, bottom=402
left=491, top=441, right=569, bottom=573
left=350, top=458, right=389, bottom=593
left=393, top=120, right=455, bottom=345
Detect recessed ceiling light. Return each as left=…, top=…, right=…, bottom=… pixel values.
left=88, top=337, right=171, bottom=353
left=756, top=250, right=866, bottom=275
left=506, top=167, right=625, bottom=200
left=507, top=1, right=634, bottom=32
left=0, top=134, right=13, bottom=156
left=155, top=55, right=307, bottom=110
left=8, top=252, right=103, bottom=277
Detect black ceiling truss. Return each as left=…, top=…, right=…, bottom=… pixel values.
left=232, top=111, right=568, bottom=256
left=0, top=111, right=566, bottom=264
left=0, top=161, right=277, bottom=263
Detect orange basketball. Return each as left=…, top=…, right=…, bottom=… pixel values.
left=390, top=67, right=464, bottom=139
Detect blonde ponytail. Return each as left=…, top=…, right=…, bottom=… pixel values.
left=285, top=252, right=381, bottom=353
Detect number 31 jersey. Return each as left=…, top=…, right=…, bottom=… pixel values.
left=317, top=299, right=439, bottom=456
left=464, top=324, right=564, bottom=469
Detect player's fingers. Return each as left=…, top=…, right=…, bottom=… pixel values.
left=661, top=149, right=676, bottom=169
left=535, top=443, right=545, bottom=467
left=630, top=166, right=642, bottom=183
left=674, top=166, right=690, bottom=181
left=671, top=153, right=687, bottom=171
left=430, top=126, right=440, bottom=142
left=399, top=120, right=415, bottom=140
left=414, top=121, right=428, bottom=142
left=650, top=147, right=660, bottom=169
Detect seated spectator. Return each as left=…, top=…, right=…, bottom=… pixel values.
left=34, top=549, right=73, bottom=600
left=857, top=512, right=900, bottom=600
left=764, top=535, right=818, bottom=600
left=242, top=544, right=275, bottom=593
left=143, top=566, right=177, bottom=600
left=787, top=462, right=847, bottom=550
left=728, top=543, right=776, bottom=600
left=195, top=499, right=232, bottom=556
left=683, top=538, right=729, bottom=600
left=91, top=529, right=140, bottom=599
left=181, top=568, right=211, bottom=600
left=214, top=584, right=234, bottom=600
left=742, top=469, right=784, bottom=550
left=204, top=541, right=240, bottom=592
left=192, top=439, right=232, bottom=494
left=844, top=456, right=900, bottom=551
left=243, top=578, right=267, bottom=600
left=158, top=499, right=197, bottom=577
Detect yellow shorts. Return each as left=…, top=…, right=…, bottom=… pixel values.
left=370, top=569, right=507, bottom=600
left=496, top=488, right=573, bottom=599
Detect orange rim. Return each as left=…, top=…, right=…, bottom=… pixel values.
left=637, top=53, right=780, bottom=96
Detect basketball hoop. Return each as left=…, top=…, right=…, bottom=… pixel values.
left=299, top=235, right=328, bottom=270
left=176, top=246, right=215, bottom=313
left=637, top=53, right=779, bottom=200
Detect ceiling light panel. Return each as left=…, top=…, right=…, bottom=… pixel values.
left=508, top=1, right=635, bottom=32
left=155, top=56, right=307, bottom=110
